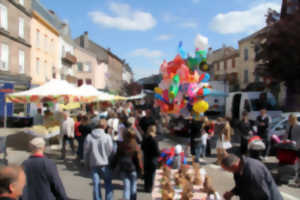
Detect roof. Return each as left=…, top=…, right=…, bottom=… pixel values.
left=32, top=0, right=61, bottom=29
left=137, top=74, right=162, bottom=85
left=32, top=0, right=76, bottom=46
left=238, top=27, right=267, bottom=44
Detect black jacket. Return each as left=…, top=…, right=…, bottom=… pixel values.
left=232, top=156, right=283, bottom=200
left=238, top=120, right=255, bottom=140
left=78, top=124, right=92, bottom=138
left=189, top=120, right=203, bottom=140
left=141, top=135, right=160, bottom=170
left=22, top=156, right=68, bottom=200
left=256, top=115, right=270, bottom=139
left=0, top=197, right=16, bottom=200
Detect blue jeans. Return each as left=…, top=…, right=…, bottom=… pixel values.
left=92, top=166, right=113, bottom=200
left=195, top=142, right=206, bottom=162
left=120, top=171, right=137, bottom=200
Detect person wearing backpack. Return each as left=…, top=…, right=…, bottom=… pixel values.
left=116, top=128, right=144, bottom=200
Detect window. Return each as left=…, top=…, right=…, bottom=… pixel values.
left=86, top=79, right=92, bottom=85
left=0, top=43, right=9, bottom=71
left=232, top=58, right=236, bottom=68
left=84, top=62, right=91, bottom=72
left=52, top=66, right=56, bottom=79
left=224, top=60, right=227, bottom=71
left=244, top=70, right=248, bottom=84
left=50, top=39, right=54, bottom=54
left=44, top=35, right=48, bottom=52
left=19, top=0, right=24, bottom=6
left=19, top=50, right=25, bottom=73
left=36, top=30, right=40, bottom=48
left=44, top=60, right=48, bottom=79
left=220, top=61, right=224, bottom=71
left=0, top=4, right=8, bottom=30
left=244, top=48, right=248, bottom=61
left=62, top=46, right=65, bottom=56
left=36, top=58, right=40, bottom=74
left=216, top=62, right=220, bottom=71
left=19, top=18, right=24, bottom=38
left=77, top=62, right=83, bottom=72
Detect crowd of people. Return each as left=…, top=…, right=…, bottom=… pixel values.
left=0, top=101, right=300, bottom=200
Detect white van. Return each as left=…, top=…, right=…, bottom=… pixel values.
left=226, top=91, right=282, bottom=121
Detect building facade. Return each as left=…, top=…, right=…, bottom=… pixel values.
left=237, top=29, right=265, bottom=89
left=74, top=46, right=106, bottom=89
left=123, top=63, right=133, bottom=84
left=208, top=46, right=239, bottom=91
left=31, top=0, right=60, bottom=86
left=0, top=0, right=32, bottom=117
left=75, top=32, right=124, bottom=93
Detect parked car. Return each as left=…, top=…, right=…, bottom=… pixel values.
left=269, top=112, right=300, bottom=138
left=269, top=112, right=300, bottom=155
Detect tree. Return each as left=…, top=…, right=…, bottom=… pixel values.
left=255, top=5, right=300, bottom=111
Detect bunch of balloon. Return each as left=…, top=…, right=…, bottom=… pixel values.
left=154, top=40, right=211, bottom=116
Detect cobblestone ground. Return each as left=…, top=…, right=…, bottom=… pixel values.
left=1, top=129, right=300, bottom=200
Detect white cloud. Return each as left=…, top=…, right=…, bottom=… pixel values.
left=181, top=21, right=198, bottom=28
left=130, top=48, right=164, bottom=58
left=192, top=0, right=200, bottom=3
left=210, top=2, right=281, bottom=34
left=156, top=34, right=173, bottom=41
left=88, top=2, right=156, bottom=31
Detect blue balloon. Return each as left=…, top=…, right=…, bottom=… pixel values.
left=155, top=94, right=169, bottom=104
left=203, top=88, right=211, bottom=96
left=202, top=73, right=210, bottom=82
left=178, top=41, right=188, bottom=59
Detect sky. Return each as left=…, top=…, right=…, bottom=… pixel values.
left=40, top=0, right=282, bottom=80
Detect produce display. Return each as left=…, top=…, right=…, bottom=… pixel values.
left=27, top=125, right=60, bottom=137
left=153, top=162, right=222, bottom=200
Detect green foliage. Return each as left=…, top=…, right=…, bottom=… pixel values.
left=255, top=11, right=300, bottom=81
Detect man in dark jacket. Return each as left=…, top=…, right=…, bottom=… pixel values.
left=22, top=137, right=68, bottom=200
left=256, top=108, right=272, bottom=158
left=0, top=165, right=26, bottom=200
left=221, top=154, right=283, bottom=200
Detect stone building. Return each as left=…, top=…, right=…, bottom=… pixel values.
left=30, top=0, right=60, bottom=86
left=237, top=28, right=266, bottom=90
left=0, top=0, right=32, bottom=117
left=208, top=46, right=239, bottom=91
left=74, top=46, right=106, bottom=89
left=75, top=32, right=124, bottom=93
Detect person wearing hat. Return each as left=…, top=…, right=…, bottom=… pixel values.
left=21, top=137, right=68, bottom=200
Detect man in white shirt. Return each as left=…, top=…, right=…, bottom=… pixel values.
left=60, top=112, right=75, bottom=159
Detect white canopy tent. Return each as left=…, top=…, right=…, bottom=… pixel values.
left=77, top=84, right=125, bottom=102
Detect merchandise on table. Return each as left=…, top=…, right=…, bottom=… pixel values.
left=153, top=162, right=223, bottom=200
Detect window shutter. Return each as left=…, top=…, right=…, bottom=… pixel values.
left=0, top=5, right=8, bottom=30
left=19, top=18, right=24, bottom=38
left=19, top=50, right=25, bottom=73
left=1, top=44, right=9, bottom=70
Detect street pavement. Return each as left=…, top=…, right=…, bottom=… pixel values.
left=1, top=128, right=300, bottom=200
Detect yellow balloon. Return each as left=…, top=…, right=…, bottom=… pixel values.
left=154, top=87, right=163, bottom=95
left=193, top=100, right=209, bottom=113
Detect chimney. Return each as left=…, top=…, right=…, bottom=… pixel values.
left=49, top=10, right=55, bottom=15
left=81, top=32, right=89, bottom=48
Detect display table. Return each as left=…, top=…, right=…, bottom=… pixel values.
left=23, top=129, right=60, bottom=140
left=152, top=168, right=207, bottom=200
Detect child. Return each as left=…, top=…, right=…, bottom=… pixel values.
left=200, top=129, right=209, bottom=158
